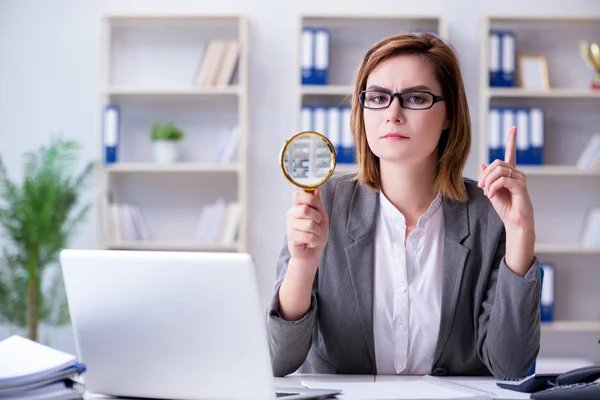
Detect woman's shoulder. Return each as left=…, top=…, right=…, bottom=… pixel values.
left=460, top=176, right=503, bottom=226
left=319, top=173, right=375, bottom=212
left=320, top=173, right=355, bottom=195
left=462, top=177, right=485, bottom=203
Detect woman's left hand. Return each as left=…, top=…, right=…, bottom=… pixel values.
left=478, top=126, right=534, bottom=233
left=478, top=126, right=536, bottom=276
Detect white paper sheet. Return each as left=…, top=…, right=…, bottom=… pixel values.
left=301, top=379, right=483, bottom=400
left=440, top=377, right=531, bottom=399
left=0, top=335, right=76, bottom=385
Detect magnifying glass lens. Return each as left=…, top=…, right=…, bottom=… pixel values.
left=280, top=131, right=337, bottom=193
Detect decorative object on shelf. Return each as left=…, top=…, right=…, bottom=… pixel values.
left=280, top=131, right=336, bottom=194
left=580, top=40, right=600, bottom=91
left=518, top=54, right=550, bottom=90
left=150, top=123, right=186, bottom=163
left=0, top=137, right=94, bottom=341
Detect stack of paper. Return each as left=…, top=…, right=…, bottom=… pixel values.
left=0, top=335, right=86, bottom=399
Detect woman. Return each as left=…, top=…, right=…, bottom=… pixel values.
left=266, top=32, right=541, bottom=379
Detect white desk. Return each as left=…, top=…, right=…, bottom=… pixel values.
left=83, top=374, right=531, bottom=400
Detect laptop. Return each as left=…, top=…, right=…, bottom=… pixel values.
left=59, top=249, right=341, bottom=400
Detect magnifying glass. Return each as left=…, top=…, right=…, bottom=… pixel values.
left=279, top=131, right=337, bottom=194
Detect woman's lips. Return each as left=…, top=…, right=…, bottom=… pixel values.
left=381, top=133, right=409, bottom=140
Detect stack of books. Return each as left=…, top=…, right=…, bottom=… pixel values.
left=0, top=335, right=86, bottom=399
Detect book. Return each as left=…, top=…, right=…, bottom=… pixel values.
left=0, top=335, right=86, bottom=398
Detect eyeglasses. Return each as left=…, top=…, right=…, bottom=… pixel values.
left=359, top=90, right=445, bottom=110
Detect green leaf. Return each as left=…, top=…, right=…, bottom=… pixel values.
left=0, top=135, right=93, bottom=333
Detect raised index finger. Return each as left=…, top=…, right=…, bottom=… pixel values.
left=504, top=126, right=517, bottom=167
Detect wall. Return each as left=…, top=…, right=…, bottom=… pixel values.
left=0, top=0, right=599, bottom=362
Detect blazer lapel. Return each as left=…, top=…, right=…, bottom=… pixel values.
left=344, top=183, right=378, bottom=369
left=433, top=195, right=471, bottom=366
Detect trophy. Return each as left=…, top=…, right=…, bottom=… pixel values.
left=580, top=40, right=600, bottom=91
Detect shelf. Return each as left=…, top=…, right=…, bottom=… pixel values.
left=487, top=88, right=600, bottom=99
left=486, top=15, right=600, bottom=23
left=107, top=241, right=239, bottom=252
left=541, top=321, right=600, bottom=333
left=104, top=163, right=240, bottom=173
left=104, top=13, right=243, bottom=21
left=535, top=243, right=600, bottom=254
left=334, top=163, right=358, bottom=174
left=300, top=85, right=354, bottom=96
left=105, top=86, right=241, bottom=97
left=519, top=166, right=600, bottom=176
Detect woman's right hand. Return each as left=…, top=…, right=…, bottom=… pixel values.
left=285, top=188, right=329, bottom=264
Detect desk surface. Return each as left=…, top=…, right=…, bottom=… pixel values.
left=83, top=374, right=531, bottom=400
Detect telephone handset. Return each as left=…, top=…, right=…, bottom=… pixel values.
left=497, top=365, right=600, bottom=399
left=554, top=365, right=600, bottom=386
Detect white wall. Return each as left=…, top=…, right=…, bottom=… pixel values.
left=1, top=0, right=599, bottom=361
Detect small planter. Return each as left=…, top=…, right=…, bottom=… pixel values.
left=151, top=123, right=186, bottom=163
left=153, top=140, right=179, bottom=163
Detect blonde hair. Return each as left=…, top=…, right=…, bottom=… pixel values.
left=350, top=32, right=471, bottom=202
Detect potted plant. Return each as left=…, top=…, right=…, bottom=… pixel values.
left=151, top=123, right=186, bottom=163
left=0, top=137, right=93, bottom=341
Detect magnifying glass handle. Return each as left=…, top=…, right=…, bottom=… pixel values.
left=304, top=188, right=315, bottom=195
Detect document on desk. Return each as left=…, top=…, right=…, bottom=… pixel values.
left=301, top=379, right=488, bottom=399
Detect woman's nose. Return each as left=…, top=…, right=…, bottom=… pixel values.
left=385, top=95, right=405, bottom=123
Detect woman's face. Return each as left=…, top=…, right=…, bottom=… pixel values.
left=363, top=54, right=448, bottom=168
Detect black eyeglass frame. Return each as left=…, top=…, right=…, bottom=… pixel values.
left=359, top=89, right=446, bottom=110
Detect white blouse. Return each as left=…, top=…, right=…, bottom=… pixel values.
left=373, top=191, right=445, bottom=375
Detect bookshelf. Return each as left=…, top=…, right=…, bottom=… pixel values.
left=96, top=14, right=249, bottom=253
left=294, top=14, right=448, bottom=174
left=479, top=16, right=600, bottom=339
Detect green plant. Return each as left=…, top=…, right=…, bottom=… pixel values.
left=151, top=123, right=186, bottom=142
left=0, top=136, right=94, bottom=341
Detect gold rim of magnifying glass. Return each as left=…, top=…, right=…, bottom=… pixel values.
left=279, top=131, right=337, bottom=192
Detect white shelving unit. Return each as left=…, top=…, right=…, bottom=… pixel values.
left=295, top=14, right=448, bottom=174
left=96, top=14, right=249, bottom=253
left=479, top=16, right=600, bottom=341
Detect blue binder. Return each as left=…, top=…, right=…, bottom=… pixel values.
left=312, top=28, right=330, bottom=85
left=102, top=105, right=120, bottom=164
left=526, top=265, right=546, bottom=377
left=489, top=30, right=516, bottom=87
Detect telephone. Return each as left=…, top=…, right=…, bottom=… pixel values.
left=497, top=365, right=600, bottom=399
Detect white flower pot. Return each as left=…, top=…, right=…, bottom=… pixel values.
left=153, top=141, right=179, bottom=163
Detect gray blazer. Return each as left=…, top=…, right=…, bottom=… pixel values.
left=266, top=173, right=541, bottom=378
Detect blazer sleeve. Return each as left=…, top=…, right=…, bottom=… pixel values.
left=476, top=226, right=542, bottom=379
left=265, top=176, right=339, bottom=377
left=265, top=236, right=319, bottom=377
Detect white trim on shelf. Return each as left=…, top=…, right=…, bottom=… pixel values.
left=300, top=13, right=444, bottom=21
left=105, top=87, right=241, bottom=97
left=108, top=241, right=240, bottom=252
left=334, top=163, right=359, bottom=174
left=103, top=14, right=244, bottom=21
left=484, top=15, right=600, bottom=23
left=541, top=321, right=600, bottom=333
left=486, top=88, right=600, bottom=99
left=103, top=163, right=241, bottom=173
left=519, top=166, right=600, bottom=176
left=300, top=85, right=354, bottom=96
left=534, top=243, right=600, bottom=254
